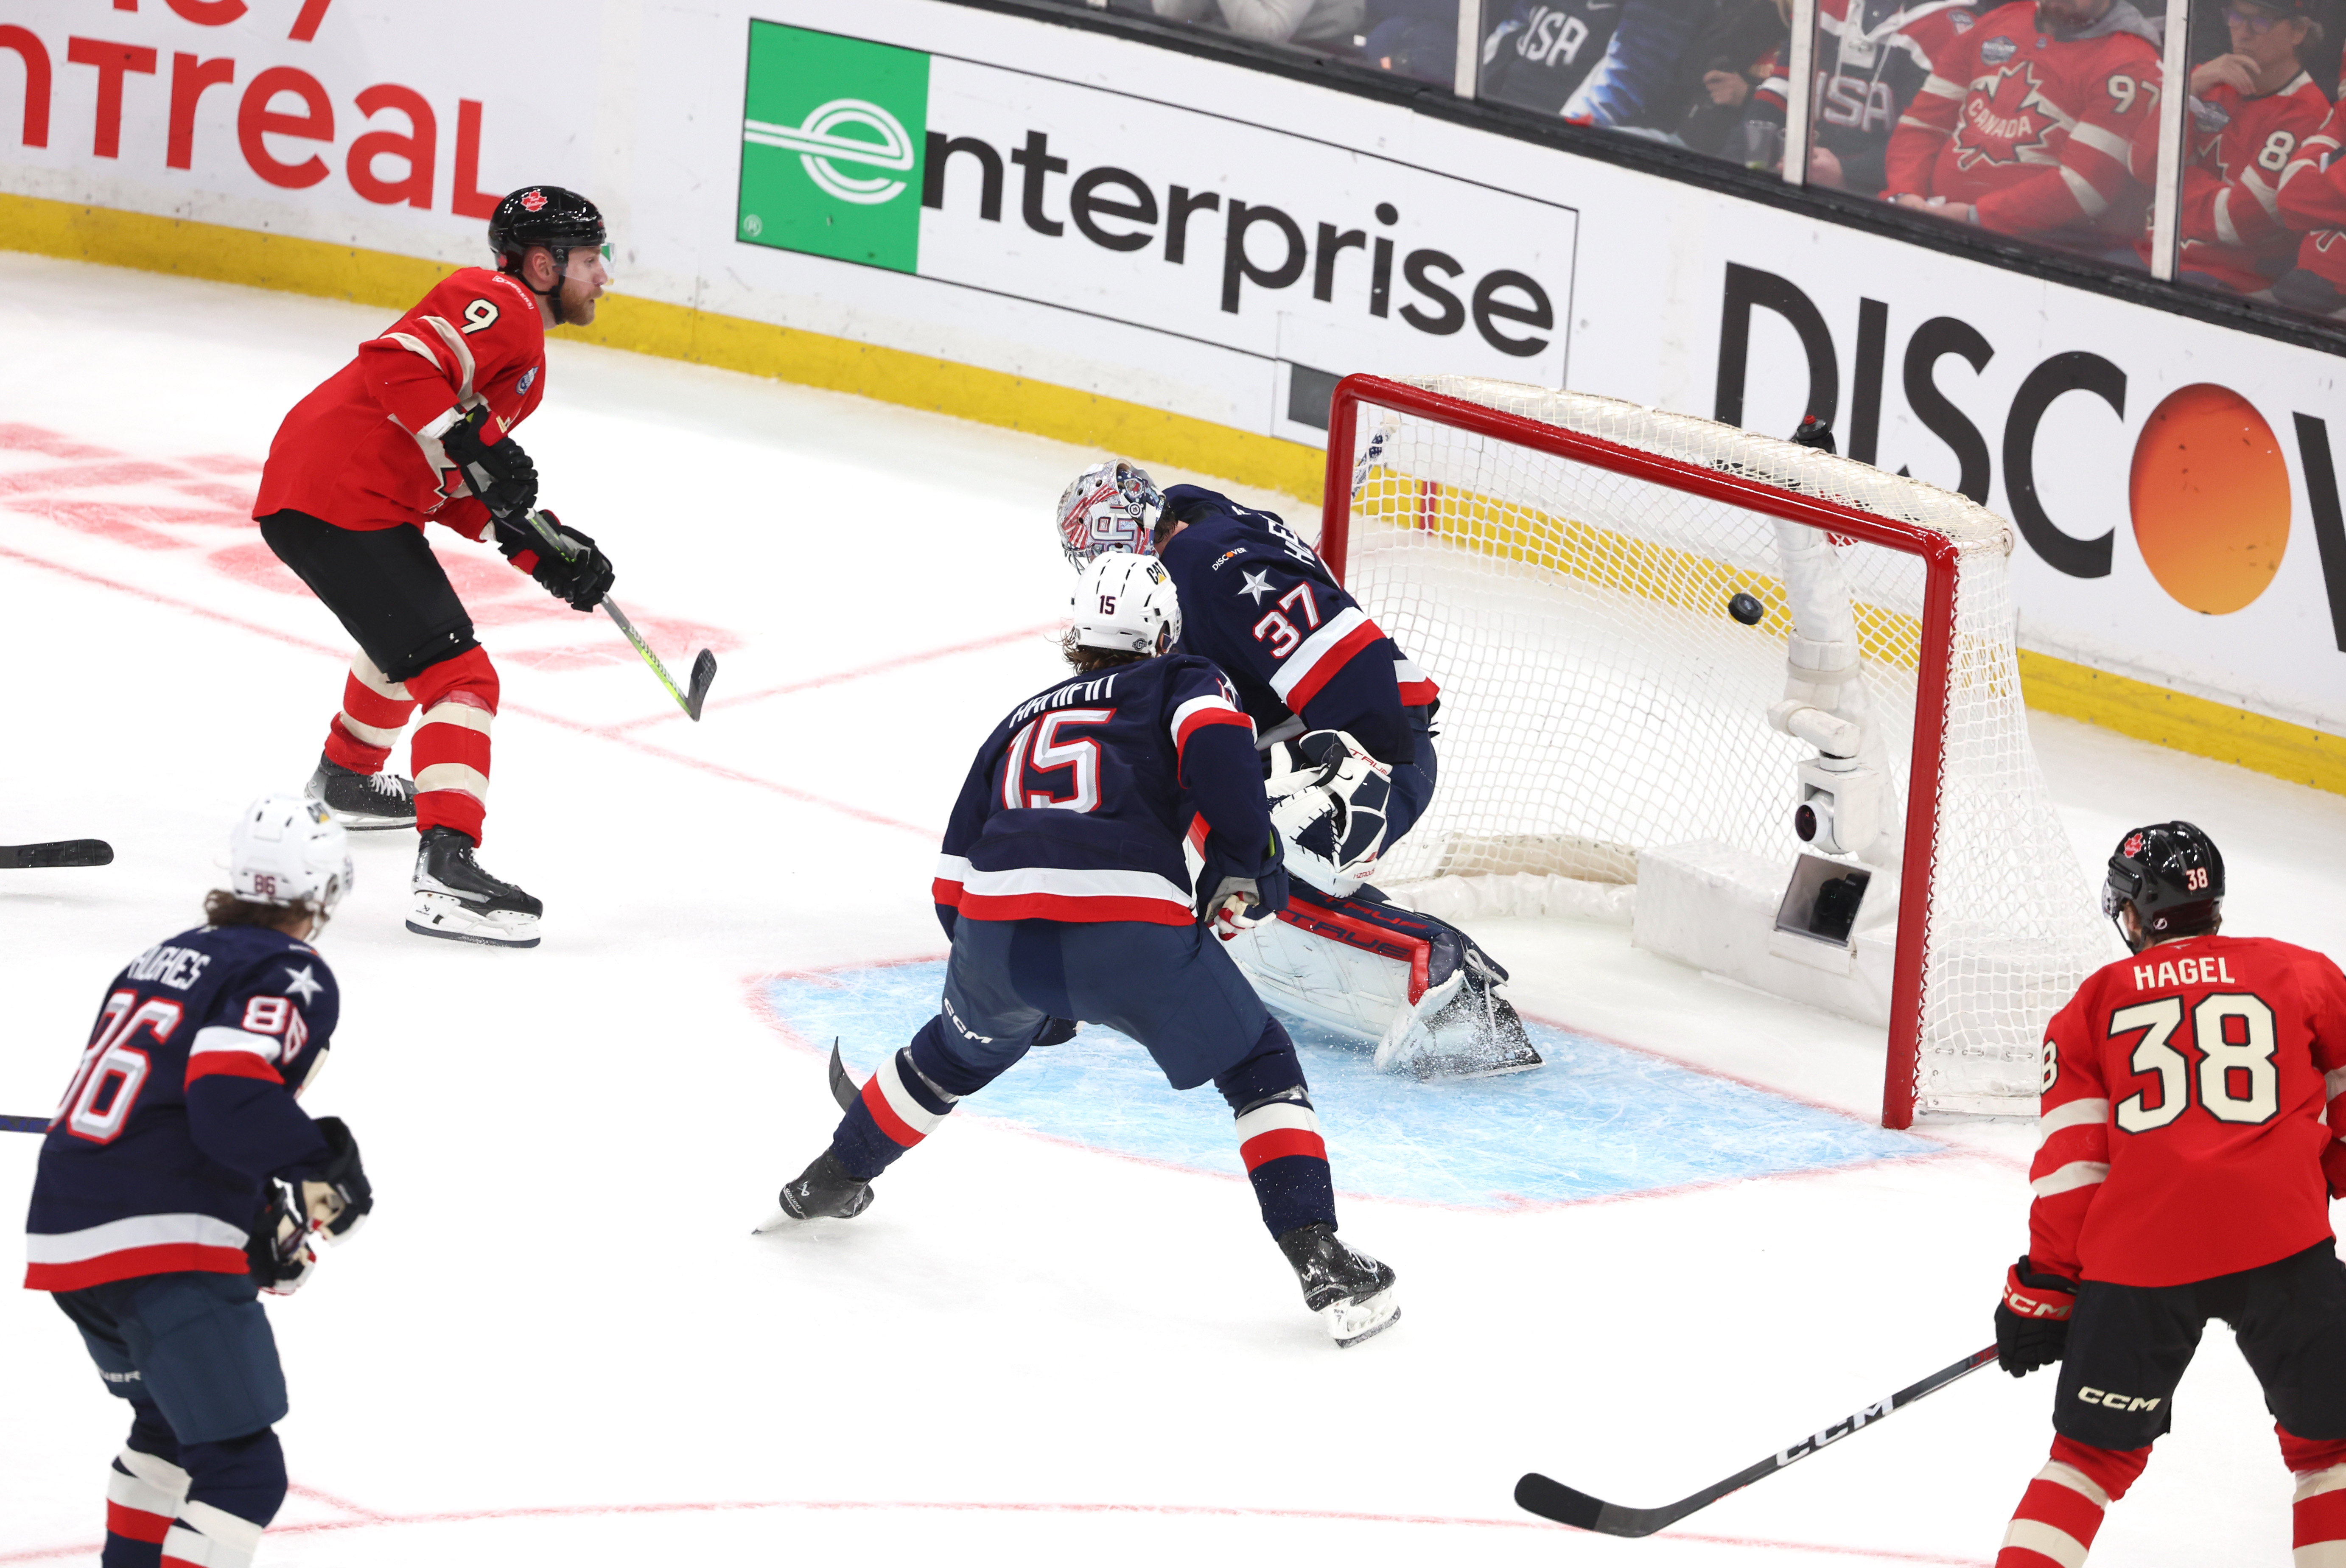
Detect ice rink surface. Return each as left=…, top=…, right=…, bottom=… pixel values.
left=3, top=252, right=2344, bottom=1564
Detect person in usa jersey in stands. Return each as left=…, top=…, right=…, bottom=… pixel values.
left=771, top=552, right=1401, bottom=1347
left=24, top=796, right=375, bottom=1568
left=252, top=186, right=621, bottom=949
left=1988, top=822, right=2346, bottom=1567
left=1053, top=462, right=1540, bottom=1081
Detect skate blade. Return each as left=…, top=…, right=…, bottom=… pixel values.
left=327, top=812, right=415, bottom=832
left=1325, top=1289, right=1401, bottom=1348
left=405, top=892, right=541, bottom=949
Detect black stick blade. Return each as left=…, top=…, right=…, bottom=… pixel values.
left=685, top=649, right=717, bottom=721
left=826, top=1038, right=860, bottom=1112
left=0, top=839, right=114, bottom=869
left=1, top=1113, right=50, bottom=1134
left=1515, top=1473, right=1607, bottom=1531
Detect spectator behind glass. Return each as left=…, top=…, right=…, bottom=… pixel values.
left=2161, top=0, right=2329, bottom=291
left=1364, top=0, right=1463, bottom=83
left=1883, top=0, right=2164, bottom=260
left=1481, top=0, right=1628, bottom=110
left=1555, top=0, right=1784, bottom=149
left=1730, top=0, right=1979, bottom=190
left=2270, top=45, right=2346, bottom=313
left=1153, top=0, right=1369, bottom=46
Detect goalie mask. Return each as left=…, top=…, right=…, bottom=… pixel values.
left=229, top=794, right=353, bottom=922
left=1071, top=552, right=1181, bottom=655
left=2102, top=820, right=2223, bottom=953
left=1057, top=461, right=1163, bottom=569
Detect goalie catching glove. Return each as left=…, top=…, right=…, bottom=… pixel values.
left=1269, top=731, right=1394, bottom=896
left=494, top=509, right=615, bottom=612
left=440, top=403, right=539, bottom=518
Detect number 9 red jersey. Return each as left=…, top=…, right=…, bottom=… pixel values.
left=252, top=266, right=549, bottom=542
left=2029, top=934, right=2346, bottom=1287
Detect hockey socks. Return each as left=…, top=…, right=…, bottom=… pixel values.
left=1995, top=1436, right=2147, bottom=1566
left=322, top=652, right=417, bottom=775
left=830, top=1035, right=964, bottom=1181
left=104, top=1407, right=188, bottom=1568
left=159, top=1430, right=285, bottom=1568
left=2282, top=1428, right=2346, bottom=1562
left=405, top=646, right=499, bottom=844
left=1215, top=1019, right=1336, bottom=1237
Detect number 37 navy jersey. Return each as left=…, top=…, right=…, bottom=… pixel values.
left=931, top=654, right=1277, bottom=930
left=24, top=923, right=339, bottom=1292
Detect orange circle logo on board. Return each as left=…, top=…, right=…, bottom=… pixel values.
left=2128, top=384, right=2290, bottom=615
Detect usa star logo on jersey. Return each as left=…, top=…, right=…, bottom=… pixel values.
left=1237, top=568, right=1275, bottom=603
left=282, top=964, right=325, bottom=1003
left=1952, top=63, right=2065, bottom=170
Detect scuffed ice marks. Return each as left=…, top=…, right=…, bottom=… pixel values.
left=764, top=963, right=1934, bottom=1209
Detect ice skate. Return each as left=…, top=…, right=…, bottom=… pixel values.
left=405, top=826, right=541, bottom=948
left=1374, top=972, right=1543, bottom=1082
left=1277, top=1222, right=1399, bottom=1347
left=776, top=1150, right=874, bottom=1221
left=305, top=753, right=416, bottom=831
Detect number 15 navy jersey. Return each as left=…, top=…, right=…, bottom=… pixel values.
left=25, top=923, right=339, bottom=1292
left=931, top=654, right=1275, bottom=931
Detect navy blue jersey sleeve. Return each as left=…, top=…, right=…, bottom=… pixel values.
left=1162, top=660, right=1274, bottom=869
left=931, top=733, right=1008, bottom=939
left=183, top=946, right=335, bottom=1181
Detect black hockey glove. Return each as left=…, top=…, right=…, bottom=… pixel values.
left=1033, top=1016, right=1080, bottom=1048
left=495, top=509, right=615, bottom=612
left=1196, top=827, right=1291, bottom=939
left=246, top=1187, right=317, bottom=1296
left=1994, top=1255, right=2077, bottom=1377
left=294, top=1115, right=373, bottom=1240
left=440, top=404, right=538, bottom=518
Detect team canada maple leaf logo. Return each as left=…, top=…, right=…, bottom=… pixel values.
left=521, top=190, right=548, bottom=212
left=1952, top=63, right=2069, bottom=170
left=2123, top=832, right=2147, bottom=858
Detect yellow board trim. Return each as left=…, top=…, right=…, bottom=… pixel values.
left=3, top=191, right=2337, bottom=798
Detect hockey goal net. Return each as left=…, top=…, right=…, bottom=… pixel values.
left=1320, top=374, right=2114, bottom=1125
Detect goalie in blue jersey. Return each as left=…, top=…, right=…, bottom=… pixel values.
left=1051, top=462, right=1540, bottom=1081
left=772, top=552, right=1400, bottom=1347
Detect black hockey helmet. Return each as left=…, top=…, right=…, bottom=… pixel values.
left=2102, top=821, right=2224, bottom=953
left=487, top=186, right=607, bottom=289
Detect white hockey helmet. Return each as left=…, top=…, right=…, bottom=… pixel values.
left=229, top=794, right=353, bottom=920
left=1056, top=460, right=1164, bottom=569
left=1071, top=551, right=1182, bottom=655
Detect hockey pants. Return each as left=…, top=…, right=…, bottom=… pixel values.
left=828, top=916, right=1341, bottom=1237
left=259, top=510, right=503, bottom=842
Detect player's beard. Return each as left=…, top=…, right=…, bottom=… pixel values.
left=557, top=277, right=600, bottom=328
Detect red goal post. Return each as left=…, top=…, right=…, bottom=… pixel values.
left=1316, top=374, right=2110, bottom=1127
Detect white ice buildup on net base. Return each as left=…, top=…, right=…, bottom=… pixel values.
left=1326, top=374, right=2119, bottom=1120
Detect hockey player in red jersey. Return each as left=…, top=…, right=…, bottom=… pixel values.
left=252, top=186, right=619, bottom=949
left=1883, top=0, right=2164, bottom=252
left=1990, top=822, right=2346, bottom=1566
left=2159, top=0, right=2329, bottom=291
left=2269, top=48, right=2346, bottom=314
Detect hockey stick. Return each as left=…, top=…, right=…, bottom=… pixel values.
left=0, top=839, right=112, bottom=869
left=827, top=1039, right=860, bottom=1112
left=518, top=510, right=718, bottom=721
left=2, top=1114, right=48, bottom=1134
left=1515, top=1344, right=1999, bottom=1536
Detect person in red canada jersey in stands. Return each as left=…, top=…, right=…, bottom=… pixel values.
left=1989, top=822, right=2346, bottom=1567
left=2162, top=0, right=2330, bottom=292
left=1883, top=0, right=2164, bottom=253
left=251, top=187, right=619, bottom=950
left=2268, top=47, right=2346, bottom=314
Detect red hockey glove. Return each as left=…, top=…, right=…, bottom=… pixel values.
left=1995, top=1256, right=2077, bottom=1378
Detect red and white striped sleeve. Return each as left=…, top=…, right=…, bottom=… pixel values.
left=1167, top=683, right=1254, bottom=762
left=2026, top=994, right=2110, bottom=1280
left=1883, top=60, right=1968, bottom=196
left=1974, top=40, right=2161, bottom=237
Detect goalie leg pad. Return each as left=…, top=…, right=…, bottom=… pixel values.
left=1214, top=1019, right=1337, bottom=1237
left=1220, top=888, right=1542, bottom=1081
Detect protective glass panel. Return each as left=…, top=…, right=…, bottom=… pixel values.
left=1103, top=0, right=1458, bottom=87
left=2173, top=0, right=2337, bottom=307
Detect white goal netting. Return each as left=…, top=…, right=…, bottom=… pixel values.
left=1335, top=375, right=2115, bottom=1118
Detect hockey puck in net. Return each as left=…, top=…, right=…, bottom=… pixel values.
left=1727, top=591, right=1766, bottom=626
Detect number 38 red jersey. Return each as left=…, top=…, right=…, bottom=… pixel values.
left=2029, top=934, right=2346, bottom=1288
left=252, top=266, right=548, bottom=540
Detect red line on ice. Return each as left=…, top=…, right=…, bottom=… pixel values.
left=0, top=541, right=934, bottom=839
left=0, top=1490, right=1994, bottom=1565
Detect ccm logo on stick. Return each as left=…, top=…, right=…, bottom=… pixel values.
left=2078, top=1387, right=2162, bottom=1412
left=1775, top=1399, right=1895, bottom=1465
